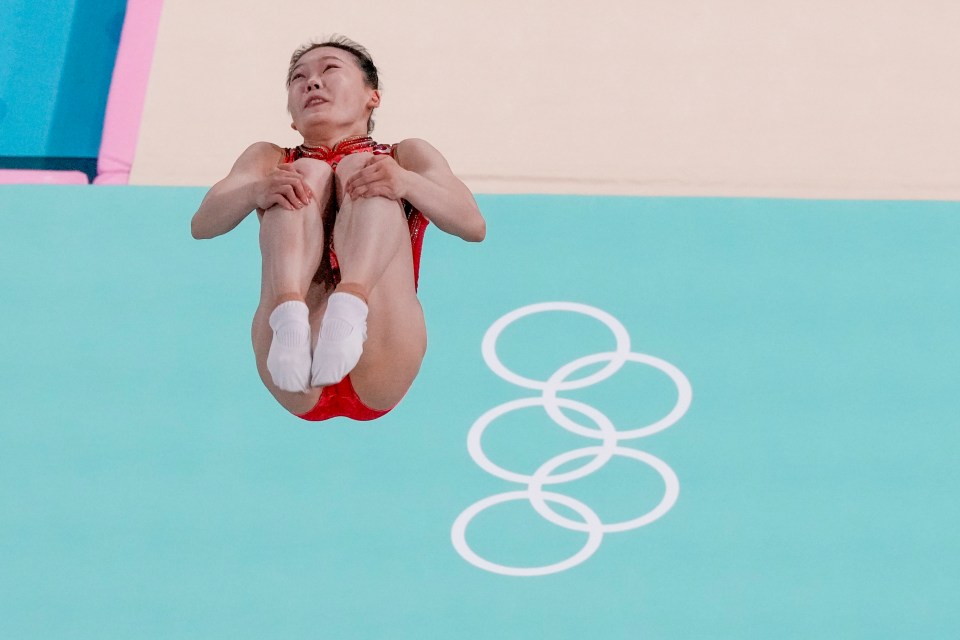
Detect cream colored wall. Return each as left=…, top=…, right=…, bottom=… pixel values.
left=131, top=0, right=960, bottom=199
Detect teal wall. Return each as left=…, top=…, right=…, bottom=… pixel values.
left=1, top=186, right=958, bottom=638
left=0, top=0, right=126, bottom=159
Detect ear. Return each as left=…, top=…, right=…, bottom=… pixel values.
left=368, top=89, right=381, bottom=109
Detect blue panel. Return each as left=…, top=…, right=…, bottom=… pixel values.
left=0, top=0, right=75, bottom=155
left=1, top=188, right=958, bottom=639
left=0, top=0, right=126, bottom=159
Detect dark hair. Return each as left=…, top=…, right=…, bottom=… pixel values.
left=287, top=36, right=380, bottom=133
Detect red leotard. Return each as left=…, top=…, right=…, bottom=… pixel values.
left=280, top=135, right=429, bottom=422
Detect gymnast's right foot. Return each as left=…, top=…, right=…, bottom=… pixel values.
left=266, top=300, right=312, bottom=392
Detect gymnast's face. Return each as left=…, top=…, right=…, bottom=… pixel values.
left=287, top=47, right=380, bottom=137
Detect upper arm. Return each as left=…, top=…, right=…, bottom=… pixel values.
left=192, top=142, right=283, bottom=238
left=394, top=138, right=457, bottom=184
left=393, top=138, right=485, bottom=242
left=224, top=141, right=284, bottom=183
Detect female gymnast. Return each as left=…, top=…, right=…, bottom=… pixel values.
left=191, top=36, right=485, bottom=421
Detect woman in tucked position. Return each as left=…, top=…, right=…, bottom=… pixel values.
left=192, top=37, right=485, bottom=421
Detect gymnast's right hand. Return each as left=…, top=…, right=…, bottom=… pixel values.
left=254, top=163, right=313, bottom=211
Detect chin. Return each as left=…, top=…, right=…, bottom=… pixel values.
left=295, top=117, right=328, bottom=132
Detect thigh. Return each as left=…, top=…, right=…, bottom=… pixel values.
left=349, top=240, right=428, bottom=410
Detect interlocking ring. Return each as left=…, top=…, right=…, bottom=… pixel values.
left=451, top=302, right=692, bottom=576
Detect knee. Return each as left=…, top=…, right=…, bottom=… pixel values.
left=333, top=152, right=373, bottom=189
left=290, top=157, right=333, bottom=189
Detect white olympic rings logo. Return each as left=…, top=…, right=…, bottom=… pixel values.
left=451, top=302, right=692, bottom=576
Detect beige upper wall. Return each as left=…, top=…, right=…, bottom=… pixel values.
left=132, top=0, right=960, bottom=199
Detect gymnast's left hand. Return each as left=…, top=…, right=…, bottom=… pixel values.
left=344, top=155, right=410, bottom=201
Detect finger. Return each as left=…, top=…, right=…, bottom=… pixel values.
left=276, top=192, right=297, bottom=210
left=279, top=185, right=304, bottom=208
left=291, top=178, right=311, bottom=205
left=275, top=172, right=308, bottom=187
left=264, top=194, right=295, bottom=211
left=275, top=164, right=301, bottom=177
left=354, top=185, right=376, bottom=199
left=278, top=166, right=314, bottom=197
left=361, top=154, right=382, bottom=167
left=277, top=169, right=312, bottom=201
left=343, top=172, right=357, bottom=192
left=276, top=180, right=309, bottom=207
left=345, top=172, right=373, bottom=193
left=344, top=174, right=374, bottom=197
left=347, top=176, right=379, bottom=199
left=275, top=170, right=308, bottom=185
left=366, top=184, right=399, bottom=200
left=354, top=183, right=397, bottom=201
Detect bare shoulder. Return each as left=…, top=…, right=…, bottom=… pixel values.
left=229, top=141, right=286, bottom=176
left=244, top=140, right=284, bottom=154
left=394, top=138, right=449, bottom=172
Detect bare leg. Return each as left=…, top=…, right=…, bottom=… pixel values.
left=258, top=159, right=333, bottom=305
left=308, top=152, right=412, bottom=387
left=251, top=158, right=334, bottom=411
left=309, top=152, right=427, bottom=408
left=332, top=153, right=409, bottom=293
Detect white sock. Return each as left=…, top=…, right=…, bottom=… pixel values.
left=311, top=292, right=368, bottom=386
left=266, top=300, right=312, bottom=392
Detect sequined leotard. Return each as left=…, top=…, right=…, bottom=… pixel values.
left=277, top=135, right=429, bottom=422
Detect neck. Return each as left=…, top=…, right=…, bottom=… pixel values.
left=301, top=127, right=369, bottom=149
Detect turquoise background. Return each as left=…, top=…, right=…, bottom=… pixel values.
left=1, top=186, right=958, bottom=638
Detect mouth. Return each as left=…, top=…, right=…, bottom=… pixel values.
left=303, top=96, right=327, bottom=109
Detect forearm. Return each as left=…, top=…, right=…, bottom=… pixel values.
left=403, top=171, right=485, bottom=242
left=191, top=178, right=258, bottom=239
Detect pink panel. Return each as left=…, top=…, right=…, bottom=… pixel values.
left=0, top=170, right=89, bottom=185
left=94, top=0, right=165, bottom=185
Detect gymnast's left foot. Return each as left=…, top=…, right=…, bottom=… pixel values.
left=311, top=291, right=368, bottom=386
